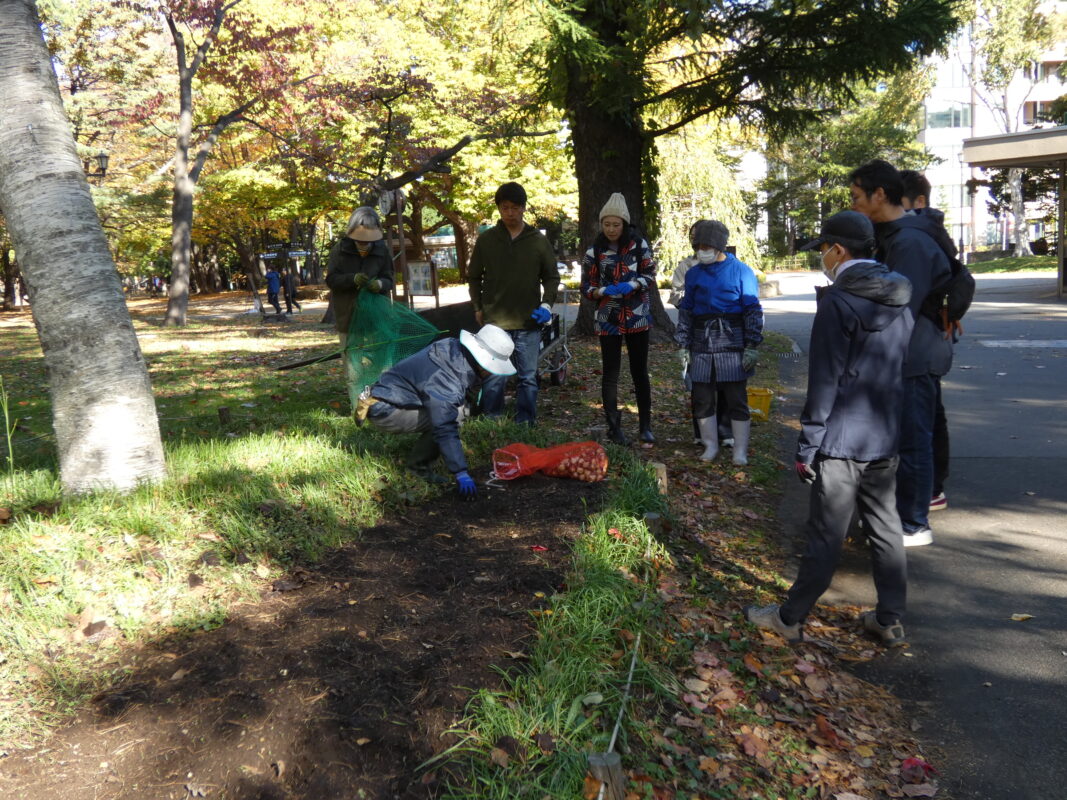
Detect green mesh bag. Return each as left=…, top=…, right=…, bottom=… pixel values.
left=344, top=292, right=442, bottom=408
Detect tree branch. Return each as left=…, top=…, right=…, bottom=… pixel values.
left=377, top=129, right=556, bottom=192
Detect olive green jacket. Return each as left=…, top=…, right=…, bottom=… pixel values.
left=468, top=222, right=559, bottom=331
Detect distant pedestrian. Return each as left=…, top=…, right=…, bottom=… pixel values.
left=283, top=268, right=302, bottom=314
left=674, top=220, right=763, bottom=466
left=265, top=264, right=282, bottom=315
left=467, top=182, right=559, bottom=425
left=745, top=211, right=913, bottom=646
left=850, top=160, right=954, bottom=546
left=580, top=192, right=657, bottom=445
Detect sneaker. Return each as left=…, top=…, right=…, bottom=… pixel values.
left=929, top=493, right=947, bottom=512
left=861, top=611, right=906, bottom=647
left=743, top=604, right=802, bottom=643
left=902, top=526, right=933, bottom=547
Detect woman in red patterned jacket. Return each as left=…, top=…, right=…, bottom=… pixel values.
left=580, top=193, right=658, bottom=445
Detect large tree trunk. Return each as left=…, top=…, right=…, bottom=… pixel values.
left=1008, top=167, right=1030, bottom=257
left=568, top=98, right=675, bottom=341
left=164, top=67, right=195, bottom=325
left=0, top=0, right=165, bottom=493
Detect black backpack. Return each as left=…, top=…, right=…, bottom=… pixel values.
left=920, top=251, right=975, bottom=334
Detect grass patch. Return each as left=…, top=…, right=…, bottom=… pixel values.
left=434, top=449, right=675, bottom=798
left=0, top=304, right=582, bottom=746
left=968, top=254, right=1057, bottom=273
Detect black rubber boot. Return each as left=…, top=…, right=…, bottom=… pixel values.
left=605, top=409, right=630, bottom=446
left=638, top=406, right=656, bottom=444
left=405, top=431, right=446, bottom=483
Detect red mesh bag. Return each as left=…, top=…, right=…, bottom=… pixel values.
left=492, top=441, right=609, bottom=482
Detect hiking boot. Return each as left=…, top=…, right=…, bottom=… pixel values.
left=929, top=493, right=947, bottom=512
left=902, top=526, right=933, bottom=547
left=861, top=611, right=906, bottom=647
left=743, top=604, right=802, bottom=643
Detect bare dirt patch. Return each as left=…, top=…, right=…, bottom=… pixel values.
left=0, top=473, right=599, bottom=800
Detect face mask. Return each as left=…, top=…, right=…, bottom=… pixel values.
left=696, top=248, right=718, bottom=264
left=821, top=246, right=839, bottom=280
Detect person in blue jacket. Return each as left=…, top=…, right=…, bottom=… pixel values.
left=674, top=220, right=763, bottom=465
left=361, top=324, right=516, bottom=499
left=745, top=211, right=913, bottom=647
left=264, top=264, right=282, bottom=315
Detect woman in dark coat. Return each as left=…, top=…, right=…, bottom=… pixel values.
left=325, top=206, right=395, bottom=339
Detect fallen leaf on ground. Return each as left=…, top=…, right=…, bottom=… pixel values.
left=1010, top=613, right=1033, bottom=622
left=902, top=784, right=938, bottom=797
left=684, top=678, right=709, bottom=693
left=534, top=733, right=555, bottom=753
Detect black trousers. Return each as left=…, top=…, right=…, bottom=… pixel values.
left=780, top=456, right=907, bottom=627
left=599, top=330, right=651, bottom=415
left=692, top=379, right=748, bottom=421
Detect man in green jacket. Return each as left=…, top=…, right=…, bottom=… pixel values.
left=468, top=182, right=560, bottom=424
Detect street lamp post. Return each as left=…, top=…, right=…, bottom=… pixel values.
left=84, top=150, right=109, bottom=181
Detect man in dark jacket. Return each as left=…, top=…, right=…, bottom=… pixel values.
left=264, top=264, right=282, bottom=315
left=900, top=170, right=952, bottom=513
left=363, top=324, right=517, bottom=498
left=745, top=211, right=913, bottom=646
left=468, top=182, right=560, bottom=424
left=849, top=160, right=953, bottom=547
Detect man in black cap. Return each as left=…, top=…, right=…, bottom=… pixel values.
left=745, top=211, right=914, bottom=647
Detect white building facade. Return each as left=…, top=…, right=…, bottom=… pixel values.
left=918, top=9, right=1066, bottom=254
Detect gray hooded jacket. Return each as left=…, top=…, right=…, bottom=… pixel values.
left=797, top=262, right=914, bottom=464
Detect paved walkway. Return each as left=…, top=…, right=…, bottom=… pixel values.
left=764, top=271, right=1067, bottom=800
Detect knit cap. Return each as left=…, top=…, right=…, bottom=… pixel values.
left=599, top=193, right=630, bottom=223
left=690, top=219, right=729, bottom=252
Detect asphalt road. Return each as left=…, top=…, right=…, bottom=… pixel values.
left=764, top=270, right=1067, bottom=800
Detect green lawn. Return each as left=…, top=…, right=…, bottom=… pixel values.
left=968, top=254, right=1057, bottom=273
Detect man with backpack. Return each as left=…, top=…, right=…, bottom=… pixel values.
left=849, top=160, right=973, bottom=547
left=899, top=171, right=974, bottom=512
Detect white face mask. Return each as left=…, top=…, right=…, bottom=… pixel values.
left=696, top=248, right=718, bottom=264
left=821, top=246, right=840, bottom=280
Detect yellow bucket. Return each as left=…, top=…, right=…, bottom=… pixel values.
left=747, top=387, right=773, bottom=421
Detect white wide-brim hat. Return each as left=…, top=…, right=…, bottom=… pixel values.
left=460, top=325, right=517, bottom=376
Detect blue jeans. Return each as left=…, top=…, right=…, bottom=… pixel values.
left=479, top=329, right=541, bottom=424
left=897, top=374, right=937, bottom=532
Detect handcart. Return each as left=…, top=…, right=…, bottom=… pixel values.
left=538, top=286, right=575, bottom=386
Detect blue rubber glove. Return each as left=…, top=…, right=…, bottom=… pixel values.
left=601, top=283, right=626, bottom=297
left=455, top=470, right=477, bottom=500
left=530, top=306, right=551, bottom=325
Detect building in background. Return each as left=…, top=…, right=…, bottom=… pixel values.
left=918, top=12, right=1066, bottom=257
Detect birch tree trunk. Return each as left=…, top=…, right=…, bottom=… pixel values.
left=0, top=0, right=166, bottom=493
left=1008, top=167, right=1030, bottom=257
